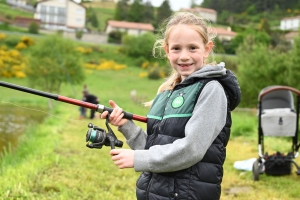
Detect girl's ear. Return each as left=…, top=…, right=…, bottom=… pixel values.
left=164, top=44, right=169, bottom=58
left=204, top=41, right=214, bottom=58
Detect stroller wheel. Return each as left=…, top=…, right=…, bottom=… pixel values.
left=252, top=160, right=260, bottom=181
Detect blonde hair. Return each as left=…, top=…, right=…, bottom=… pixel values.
left=144, top=12, right=217, bottom=107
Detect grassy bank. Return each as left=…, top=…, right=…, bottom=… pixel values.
left=1, top=68, right=300, bottom=199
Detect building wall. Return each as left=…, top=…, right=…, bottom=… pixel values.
left=66, top=1, right=85, bottom=28
left=34, top=0, right=85, bottom=31
left=197, top=12, right=216, bottom=23
left=280, top=18, right=300, bottom=30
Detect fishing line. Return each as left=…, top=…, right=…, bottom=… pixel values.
left=0, top=100, right=87, bottom=123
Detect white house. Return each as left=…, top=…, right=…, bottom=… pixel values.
left=280, top=16, right=300, bottom=31
left=181, top=7, right=217, bottom=23
left=105, top=20, right=154, bottom=36
left=34, top=0, right=86, bottom=31
left=214, top=27, right=237, bottom=42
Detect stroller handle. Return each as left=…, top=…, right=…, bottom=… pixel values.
left=259, top=86, right=300, bottom=101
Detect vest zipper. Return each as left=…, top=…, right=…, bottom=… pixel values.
left=151, top=90, right=173, bottom=146
left=146, top=91, right=173, bottom=199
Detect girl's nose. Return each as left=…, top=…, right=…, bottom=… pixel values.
left=179, top=50, right=190, bottom=60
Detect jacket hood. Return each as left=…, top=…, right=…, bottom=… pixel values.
left=183, top=62, right=241, bottom=111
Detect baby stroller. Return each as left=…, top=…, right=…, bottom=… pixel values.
left=252, top=85, right=300, bottom=181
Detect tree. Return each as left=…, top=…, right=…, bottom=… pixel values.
left=86, top=7, right=99, bottom=29
left=191, top=0, right=198, bottom=8
left=143, top=0, right=155, bottom=23
left=114, top=0, right=130, bottom=20
left=156, top=0, right=173, bottom=25
left=127, top=0, right=144, bottom=22
left=26, top=35, right=85, bottom=109
left=286, top=33, right=300, bottom=89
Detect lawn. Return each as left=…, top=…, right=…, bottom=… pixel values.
left=1, top=67, right=300, bottom=199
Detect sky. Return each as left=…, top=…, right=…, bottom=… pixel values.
left=147, top=0, right=204, bottom=11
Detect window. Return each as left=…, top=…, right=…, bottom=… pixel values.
left=58, top=7, right=65, bottom=16
left=57, top=16, right=66, bottom=24
left=49, top=6, right=55, bottom=14
left=40, top=5, right=47, bottom=13
left=41, top=15, right=47, bottom=22
left=49, top=15, right=55, bottom=23
left=76, top=8, right=83, bottom=14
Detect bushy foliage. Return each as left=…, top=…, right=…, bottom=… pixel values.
left=122, top=33, right=155, bottom=61
left=108, top=30, right=123, bottom=44
left=236, top=34, right=299, bottom=107
left=0, top=48, right=27, bottom=78
left=26, top=35, right=85, bottom=95
left=227, top=29, right=271, bottom=54
left=75, top=29, right=84, bottom=40
left=3, top=35, right=20, bottom=48
left=28, top=22, right=39, bottom=34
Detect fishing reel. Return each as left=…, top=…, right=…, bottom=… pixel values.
left=85, top=116, right=123, bottom=149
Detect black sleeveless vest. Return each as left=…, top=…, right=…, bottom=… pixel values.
left=136, top=79, right=232, bottom=200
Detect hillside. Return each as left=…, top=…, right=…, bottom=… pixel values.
left=0, top=0, right=287, bottom=33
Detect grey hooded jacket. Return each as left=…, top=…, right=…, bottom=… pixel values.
left=118, top=62, right=241, bottom=199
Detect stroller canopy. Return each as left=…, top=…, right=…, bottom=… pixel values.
left=259, top=86, right=295, bottom=111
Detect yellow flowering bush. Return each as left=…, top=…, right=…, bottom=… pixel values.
left=84, top=59, right=127, bottom=71
left=147, top=62, right=167, bottom=79
left=0, top=49, right=27, bottom=78
left=76, top=46, right=93, bottom=54
left=0, top=33, right=6, bottom=40
left=141, top=61, right=150, bottom=69
left=15, top=42, right=27, bottom=50
left=0, top=45, right=7, bottom=50
left=138, top=72, right=148, bottom=78
left=21, top=36, right=34, bottom=46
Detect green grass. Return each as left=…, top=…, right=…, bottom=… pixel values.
left=0, top=46, right=300, bottom=199
left=0, top=2, right=33, bottom=19
left=1, top=69, right=300, bottom=199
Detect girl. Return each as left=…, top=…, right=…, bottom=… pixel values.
left=101, top=12, right=241, bottom=200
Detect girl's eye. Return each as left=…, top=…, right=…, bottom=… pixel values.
left=190, top=46, right=197, bottom=50
left=170, top=47, right=180, bottom=51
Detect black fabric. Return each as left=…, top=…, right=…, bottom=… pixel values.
left=215, top=70, right=241, bottom=111
left=136, top=70, right=241, bottom=200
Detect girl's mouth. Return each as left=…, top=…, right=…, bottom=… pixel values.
left=179, top=64, right=192, bottom=67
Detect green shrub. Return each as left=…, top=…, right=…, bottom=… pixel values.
left=122, top=33, right=155, bottom=61
left=3, top=35, right=20, bottom=48
left=108, top=30, right=123, bottom=44
left=75, top=29, right=84, bottom=40
left=28, top=22, right=39, bottom=34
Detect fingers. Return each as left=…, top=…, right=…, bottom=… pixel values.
left=110, top=149, right=134, bottom=169
left=109, top=100, right=118, bottom=108
left=100, top=100, right=128, bottom=126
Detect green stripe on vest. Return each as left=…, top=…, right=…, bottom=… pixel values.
left=147, top=82, right=203, bottom=120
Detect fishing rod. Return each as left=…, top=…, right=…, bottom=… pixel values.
left=0, top=81, right=147, bottom=123
left=0, top=80, right=148, bottom=149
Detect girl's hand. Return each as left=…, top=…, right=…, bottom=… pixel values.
left=100, top=100, right=128, bottom=126
left=110, top=149, right=134, bottom=169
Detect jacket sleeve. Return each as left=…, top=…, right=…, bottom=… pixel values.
left=118, top=120, right=147, bottom=150
left=133, top=81, right=227, bottom=173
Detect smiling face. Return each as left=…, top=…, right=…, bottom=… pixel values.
left=164, top=24, right=213, bottom=80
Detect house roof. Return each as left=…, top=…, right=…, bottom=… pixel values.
left=281, top=15, right=300, bottom=21
left=181, top=7, right=217, bottom=14
left=214, top=27, right=236, bottom=37
left=107, top=20, right=154, bottom=31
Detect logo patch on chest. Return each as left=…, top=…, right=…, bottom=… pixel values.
left=171, top=92, right=185, bottom=108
